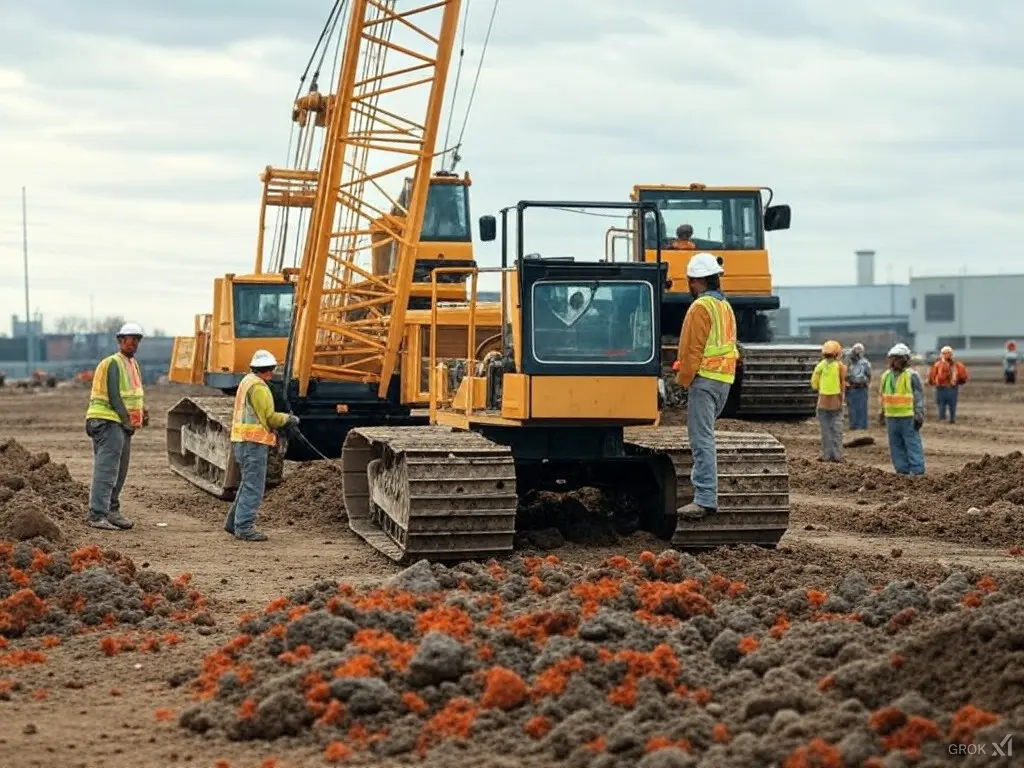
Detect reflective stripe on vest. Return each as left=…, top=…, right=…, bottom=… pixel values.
left=230, top=373, right=277, bottom=446
left=815, top=359, right=842, bottom=396
left=85, top=354, right=145, bottom=426
left=694, top=294, right=738, bottom=384
left=881, top=369, right=914, bottom=418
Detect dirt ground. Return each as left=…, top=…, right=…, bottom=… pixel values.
left=1, top=373, right=1023, bottom=768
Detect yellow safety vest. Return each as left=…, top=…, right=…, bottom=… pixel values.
left=86, top=353, right=145, bottom=427
left=694, top=294, right=738, bottom=384
left=230, top=373, right=277, bottom=446
left=880, top=369, right=914, bottom=418
left=813, top=359, right=842, bottom=396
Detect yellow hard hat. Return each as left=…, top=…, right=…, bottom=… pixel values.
left=821, top=340, right=842, bottom=356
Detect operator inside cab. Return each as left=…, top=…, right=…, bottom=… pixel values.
left=668, top=224, right=697, bottom=250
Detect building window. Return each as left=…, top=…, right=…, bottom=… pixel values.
left=924, top=293, right=954, bottom=322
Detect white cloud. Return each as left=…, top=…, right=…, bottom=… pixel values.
left=0, top=0, right=1021, bottom=338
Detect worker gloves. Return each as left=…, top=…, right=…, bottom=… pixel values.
left=913, top=415, right=923, bottom=431
left=287, top=414, right=301, bottom=427
left=142, top=410, right=150, bottom=427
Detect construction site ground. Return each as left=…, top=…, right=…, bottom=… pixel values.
left=1, top=370, right=1023, bottom=767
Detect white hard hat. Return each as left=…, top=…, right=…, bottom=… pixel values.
left=116, top=322, right=144, bottom=337
left=887, top=343, right=911, bottom=358
left=250, top=349, right=278, bottom=368
left=686, top=252, right=724, bottom=279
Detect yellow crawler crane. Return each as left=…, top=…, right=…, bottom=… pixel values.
left=166, top=0, right=504, bottom=499
left=340, top=201, right=791, bottom=562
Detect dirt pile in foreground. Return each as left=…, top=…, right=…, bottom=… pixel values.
left=0, top=540, right=211, bottom=642
left=177, top=552, right=1023, bottom=767
left=793, top=452, right=1024, bottom=547
left=0, top=438, right=89, bottom=542
left=259, top=461, right=346, bottom=529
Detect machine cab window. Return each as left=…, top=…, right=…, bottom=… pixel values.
left=420, top=181, right=471, bottom=242
left=531, top=280, right=655, bottom=364
left=638, top=190, right=764, bottom=251
left=233, top=283, right=295, bottom=338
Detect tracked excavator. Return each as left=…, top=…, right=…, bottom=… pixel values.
left=606, top=183, right=820, bottom=419
left=341, top=200, right=791, bottom=562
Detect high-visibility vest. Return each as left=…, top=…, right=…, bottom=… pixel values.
left=694, top=294, right=738, bottom=384
left=880, top=368, right=915, bottom=418
left=86, top=353, right=145, bottom=427
left=813, top=359, right=842, bottom=395
left=230, top=373, right=277, bottom=446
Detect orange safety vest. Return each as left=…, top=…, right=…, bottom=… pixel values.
left=230, top=373, right=277, bottom=446
left=694, top=294, right=738, bottom=384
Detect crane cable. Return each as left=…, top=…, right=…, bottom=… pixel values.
left=444, top=0, right=500, bottom=171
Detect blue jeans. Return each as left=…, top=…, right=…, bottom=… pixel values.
left=886, top=417, right=925, bottom=475
left=224, top=442, right=269, bottom=533
left=935, top=387, right=958, bottom=421
left=846, top=387, right=869, bottom=429
left=687, top=375, right=731, bottom=508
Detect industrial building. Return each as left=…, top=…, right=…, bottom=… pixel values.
left=909, top=274, right=1024, bottom=356
left=772, top=250, right=910, bottom=356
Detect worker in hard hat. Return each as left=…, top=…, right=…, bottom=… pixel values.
left=223, top=350, right=300, bottom=541
left=878, top=343, right=925, bottom=475
left=84, top=322, right=149, bottom=530
left=1004, top=341, right=1018, bottom=385
left=811, top=340, right=847, bottom=461
left=674, top=252, right=738, bottom=519
left=844, top=342, right=871, bottom=429
left=927, top=346, right=969, bottom=423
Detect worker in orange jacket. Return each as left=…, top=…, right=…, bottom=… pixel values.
left=927, top=345, right=968, bottom=423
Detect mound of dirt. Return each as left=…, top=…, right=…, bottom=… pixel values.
left=258, top=461, right=347, bottom=529
left=0, top=540, right=211, bottom=640
left=795, top=453, right=1024, bottom=547
left=176, top=553, right=1023, bottom=767
left=0, top=438, right=90, bottom=542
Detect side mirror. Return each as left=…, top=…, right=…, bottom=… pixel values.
left=764, top=204, right=791, bottom=231
left=478, top=215, right=497, bottom=242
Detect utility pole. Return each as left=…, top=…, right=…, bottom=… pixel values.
left=22, top=186, right=33, bottom=377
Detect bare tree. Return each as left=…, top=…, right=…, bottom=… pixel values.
left=92, top=316, right=126, bottom=335
left=53, top=315, right=90, bottom=334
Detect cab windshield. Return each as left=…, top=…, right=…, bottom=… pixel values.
left=531, top=280, right=655, bottom=364
left=421, top=181, right=471, bottom=242
left=233, top=283, right=294, bottom=338
left=637, top=189, right=764, bottom=251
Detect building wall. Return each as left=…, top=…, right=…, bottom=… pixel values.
left=773, top=284, right=910, bottom=336
left=909, top=274, right=1024, bottom=354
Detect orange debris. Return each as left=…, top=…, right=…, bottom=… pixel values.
left=323, top=742, right=352, bottom=763
left=770, top=611, right=791, bottom=639
left=737, top=635, right=760, bottom=654
left=949, top=704, right=1000, bottom=744
left=333, top=654, right=378, bottom=678
left=401, top=691, right=428, bottom=714
left=806, top=589, right=828, bottom=609
left=783, top=738, right=842, bottom=768
left=712, top=722, right=730, bottom=744
left=524, top=715, right=552, bottom=739
left=154, top=708, right=174, bottom=721
left=480, top=666, right=527, bottom=710
left=416, top=605, right=474, bottom=640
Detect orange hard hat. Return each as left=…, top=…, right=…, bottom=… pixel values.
left=672, top=360, right=681, bottom=371
left=821, top=340, right=842, bottom=356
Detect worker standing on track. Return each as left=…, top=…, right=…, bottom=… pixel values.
left=879, top=343, right=925, bottom=475
left=224, top=350, right=300, bottom=542
left=928, top=346, right=969, bottom=423
left=844, top=342, right=871, bottom=429
left=1004, top=341, right=1018, bottom=384
left=675, top=252, right=738, bottom=520
left=811, top=340, right=847, bottom=462
left=85, top=322, right=148, bottom=531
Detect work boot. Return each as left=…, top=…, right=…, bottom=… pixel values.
left=88, top=515, right=118, bottom=531
left=677, top=503, right=715, bottom=520
left=235, top=529, right=268, bottom=542
left=106, top=511, right=134, bottom=530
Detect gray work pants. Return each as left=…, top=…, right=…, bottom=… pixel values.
left=224, top=442, right=269, bottom=534
left=86, top=418, right=132, bottom=518
left=817, top=408, right=843, bottom=461
left=687, top=375, right=731, bottom=509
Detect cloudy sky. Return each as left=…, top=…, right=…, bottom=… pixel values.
left=0, top=0, right=1020, bottom=336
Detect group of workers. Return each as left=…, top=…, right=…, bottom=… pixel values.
left=85, top=325, right=294, bottom=540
